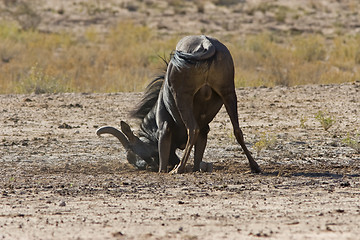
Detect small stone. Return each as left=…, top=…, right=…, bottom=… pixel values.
left=59, top=201, right=66, bottom=207
left=340, top=181, right=350, bottom=187
left=112, top=232, right=124, bottom=237
left=58, top=123, right=72, bottom=129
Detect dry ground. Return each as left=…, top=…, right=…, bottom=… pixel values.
left=1, top=82, right=360, bottom=239
left=1, top=0, right=360, bottom=239
left=1, top=0, right=360, bottom=37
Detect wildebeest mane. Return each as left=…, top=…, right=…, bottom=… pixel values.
left=130, top=75, right=164, bottom=119
left=130, top=56, right=169, bottom=119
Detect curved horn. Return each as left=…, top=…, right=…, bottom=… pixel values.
left=96, top=126, right=130, bottom=150
left=97, top=123, right=158, bottom=170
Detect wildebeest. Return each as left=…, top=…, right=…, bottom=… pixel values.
left=96, top=35, right=261, bottom=174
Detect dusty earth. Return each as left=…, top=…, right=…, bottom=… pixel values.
left=1, top=0, right=360, bottom=239
left=1, top=82, right=360, bottom=239
left=1, top=0, right=360, bottom=37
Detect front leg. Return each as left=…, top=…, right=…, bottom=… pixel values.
left=158, top=121, right=172, bottom=172
left=170, top=127, right=199, bottom=174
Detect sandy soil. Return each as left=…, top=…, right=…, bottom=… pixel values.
left=1, top=0, right=360, bottom=37
left=1, top=0, right=360, bottom=239
left=1, top=82, right=360, bottom=239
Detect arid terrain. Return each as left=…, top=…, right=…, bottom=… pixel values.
left=1, top=82, right=359, bottom=239
left=2, top=0, right=360, bottom=37
left=1, top=0, right=360, bottom=239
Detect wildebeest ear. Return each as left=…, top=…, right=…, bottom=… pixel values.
left=120, top=121, right=137, bottom=143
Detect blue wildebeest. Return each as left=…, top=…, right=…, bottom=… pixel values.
left=96, top=35, right=261, bottom=174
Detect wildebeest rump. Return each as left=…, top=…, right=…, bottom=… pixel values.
left=96, top=35, right=261, bottom=174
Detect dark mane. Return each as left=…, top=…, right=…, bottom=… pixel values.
left=130, top=75, right=164, bottom=119
left=130, top=56, right=169, bottom=119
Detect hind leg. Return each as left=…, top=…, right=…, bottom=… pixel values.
left=169, top=148, right=180, bottom=170
left=221, top=89, right=261, bottom=173
left=193, top=125, right=209, bottom=172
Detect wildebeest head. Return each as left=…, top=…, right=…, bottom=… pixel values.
left=96, top=73, right=178, bottom=171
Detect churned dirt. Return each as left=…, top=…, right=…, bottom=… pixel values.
left=1, top=0, right=360, bottom=239
left=1, top=82, right=360, bottom=240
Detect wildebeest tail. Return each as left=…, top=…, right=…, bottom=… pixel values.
left=171, top=35, right=216, bottom=69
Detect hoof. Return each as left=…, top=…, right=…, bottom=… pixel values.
left=169, top=165, right=185, bottom=174
left=199, top=161, right=213, bottom=173
left=251, top=165, right=262, bottom=173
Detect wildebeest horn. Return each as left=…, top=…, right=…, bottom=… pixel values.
left=96, top=126, right=130, bottom=150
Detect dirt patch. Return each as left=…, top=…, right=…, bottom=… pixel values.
left=1, top=0, right=360, bottom=37
left=1, top=83, right=360, bottom=239
left=1, top=1, right=360, bottom=239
